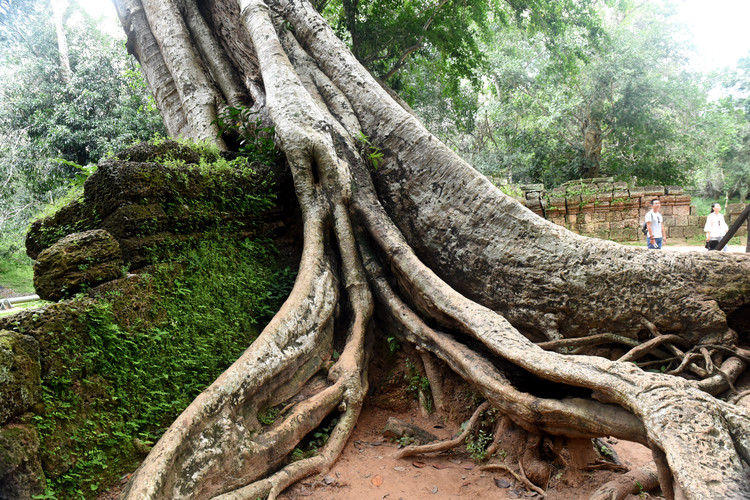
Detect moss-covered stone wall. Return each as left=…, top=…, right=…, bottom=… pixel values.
left=0, top=140, right=299, bottom=499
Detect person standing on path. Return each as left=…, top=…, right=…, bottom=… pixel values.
left=704, top=203, right=728, bottom=251
left=645, top=198, right=666, bottom=249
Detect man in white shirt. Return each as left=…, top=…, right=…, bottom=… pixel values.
left=645, top=198, right=666, bottom=249
left=704, top=203, right=728, bottom=251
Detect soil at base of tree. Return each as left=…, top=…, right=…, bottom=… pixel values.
left=277, top=402, right=657, bottom=500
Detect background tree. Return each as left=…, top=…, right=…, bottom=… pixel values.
left=412, top=0, right=733, bottom=188
left=97, top=0, right=750, bottom=498
left=0, top=0, right=163, bottom=262
left=709, top=54, right=750, bottom=202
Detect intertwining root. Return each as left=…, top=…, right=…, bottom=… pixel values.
left=114, top=0, right=750, bottom=498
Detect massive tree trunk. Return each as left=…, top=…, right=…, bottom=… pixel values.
left=112, top=0, right=750, bottom=498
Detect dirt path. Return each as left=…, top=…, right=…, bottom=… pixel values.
left=0, top=285, right=20, bottom=299
left=664, top=244, right=746, bottom=253
left=278, top=403, right=655, bottom=500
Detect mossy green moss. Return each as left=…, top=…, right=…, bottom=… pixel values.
left=716, top=281, right=750, bottom=305
left=8, top=138, right=294, bottom=498
left=27, top=236, right=294, bottom=498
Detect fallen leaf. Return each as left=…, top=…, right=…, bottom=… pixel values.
left=494, top=478, right=511, bottom=488
left=432, top=463, right=451, bottom=470
left=412, top=461, right=427, bottom=468
left=371, top=475, right=383, bottom=487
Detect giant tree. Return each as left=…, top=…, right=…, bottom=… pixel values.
left=111, top=0, right=750, bottom=498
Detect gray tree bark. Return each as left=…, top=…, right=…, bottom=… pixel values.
left=51, top=0, right=72, bottom=81
left=112, top=0, right=750, bottom=498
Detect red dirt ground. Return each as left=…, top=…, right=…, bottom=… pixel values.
left=277, top=402, right=657, bottom=500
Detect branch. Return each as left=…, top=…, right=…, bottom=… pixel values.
left=382, top=0, right=451, bottom=80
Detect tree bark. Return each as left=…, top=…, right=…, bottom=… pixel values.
left=50, top=0, right=72, bottom=81
left=111, top=0, right=750, bottom=498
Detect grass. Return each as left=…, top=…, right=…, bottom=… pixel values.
left=0, top=299, right=48, bottom=318
left=0, top=255, right=35, bottom=294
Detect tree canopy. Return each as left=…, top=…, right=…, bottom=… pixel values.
left=0, top=0, right=163, bottom=259
left=397, top=0, right=746, bottom=189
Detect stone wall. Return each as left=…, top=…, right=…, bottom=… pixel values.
left=518, top=178, right=748, bottom=242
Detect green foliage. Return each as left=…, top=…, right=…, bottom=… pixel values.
left=464, top=407, right=497, bottom=462
left=470, top=3, right=713, bottom=187
left=356, top=132, right=384, bottom=170
left=325, top=0, right=485, bottom=83
left=291, top=416, right=339, bottom=461
left=0, top=251, right=34, bottom=294
left=53, top=158, right=97, bottom=190
left=493, top=181, right=525, bottom=200
left=465, top=429, right=493, bottom=461
left=404, top=358, right=432, bottom=413
left=33, top=236, right=295, bottom=498
left=0, top=0, right=164, bottom=274
left=693, top=196, right=746, bottom=216
left=258, top=407, right=280, bottom=426
left=323, top=0, right=603, bottom=89
left=396, top=435, right=416, bottom=447
left=396, top=1, right=744, bottom=191
left=710, top=56, right=750, bottom=201
left=212, top=106, right=278, bottom=165
left=386, top=335, right=400, bottom=353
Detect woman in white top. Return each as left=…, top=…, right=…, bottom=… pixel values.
left=704, top=203, right=728, bottom=251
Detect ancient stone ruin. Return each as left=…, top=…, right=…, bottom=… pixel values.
left=517, top=177, right=748, bottom=242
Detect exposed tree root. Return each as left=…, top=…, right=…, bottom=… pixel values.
left=484, top=415, right=513, bottom=459
left=537, top=333, right=640, bottom=353
left=111, top=0, right=750, bottom=498
left=481, top=462, right=547, bottom=497
left=394, top=401, right=490, bottom=459
left=618, top=335, right=688, bottom=363
left=589, top=464, right=660, bottom=500
left=593, top=438, right=622, bottom=466
left=363, top=251, right=649, bottom=444
left=418, top=349, right=445, bottom=412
